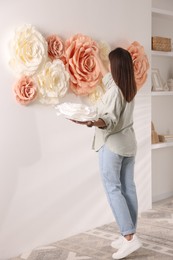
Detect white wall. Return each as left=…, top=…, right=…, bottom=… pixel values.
left=0, top=0, right=151, bottom=259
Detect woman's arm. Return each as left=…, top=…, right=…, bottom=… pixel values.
left=94, top=52, right=109, bottom=77
left=87, top=118, right=106, bottom=128
left=69, top=118, right=106, bottom=128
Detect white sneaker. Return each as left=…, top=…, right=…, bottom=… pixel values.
left=111, top=236, right=123, bottom=249
left=112, top=234, right=142, bottom=259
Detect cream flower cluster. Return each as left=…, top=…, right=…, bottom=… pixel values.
left=10, top=24, right=111, bottom=105
left=9, top=24, right=149, bottom=106
left=10, top=24, right=47, bottom=76
left=10, top=24, right=70, bottom=105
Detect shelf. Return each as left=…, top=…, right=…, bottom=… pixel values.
left=152, top=141, right=173, bottom=150
left=152, top=7, right=173, bottom=17
left=151, top=9, right=173, bottom=153
left=151, top=50, right=173, bottom=57
left=152, top=91, right=173, bottom=96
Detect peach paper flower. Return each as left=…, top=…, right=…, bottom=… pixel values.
left=46, top=35, right=65, bottom=63
left=127, top=41, right=149, bottom=90
left=65, top=34, right=101, bottom=95
left=10, top=24, right=47, bottom=76
left=13, top=76, right=37, bottom=105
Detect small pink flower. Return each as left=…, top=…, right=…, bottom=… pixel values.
left=65, top=34, right=101, bottom=95
left=13, top=76, right=37, bottom=105
left=127, top=41, right=149, bottom=90
left=46, top=35, right=65, bottom=63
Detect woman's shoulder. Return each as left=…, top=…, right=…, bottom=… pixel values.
left=102, top=72, right=114, bottom=88
left=100, top=80, right=122, bottom=105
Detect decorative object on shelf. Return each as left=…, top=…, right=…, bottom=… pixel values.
left=151, top=122, right=159, bottom=144
left=158, top=135, right=165, bottom=142
left=159, top=77, right=169, bottom=91
left=151, top=68, right=164, bottom=91
left=158, top=134, right=173, bottom=143
left=164, top=135, right=173, bottom=142
left=167, top=78, right=173, bottom=91
left=9, top=24, right=149, bottom=106
left=163, top=82, right=169, bottom=91
left=152, top=36, right=171, bottom=52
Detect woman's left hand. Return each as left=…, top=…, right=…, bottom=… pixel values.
left=68, top=119, right=94, bottom=127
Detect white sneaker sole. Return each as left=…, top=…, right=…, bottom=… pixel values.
left=112, top=241, right=142, bottom=259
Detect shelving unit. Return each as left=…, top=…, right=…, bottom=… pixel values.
left=151, top=0, right=173, bottom=202
left=152, top=141, right=173, bottom=150
left=152, top=91, right=173, bottom=96
left=151, top=50, right=173, bottom=57
left=152, top=7, right=173, bottom=17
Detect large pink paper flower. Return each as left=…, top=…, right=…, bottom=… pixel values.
left=46, top=35, right=65, bottom=63
left=13, top=76, right=37, bottom=105
left=127, top=41, right=149, bottom=90
left=65, top=34, right=101, bottom=95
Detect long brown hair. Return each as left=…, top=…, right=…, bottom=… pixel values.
left=109, top=47, right=137, bottom=102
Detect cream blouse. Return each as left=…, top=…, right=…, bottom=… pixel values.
left=92, top=72, right=137, bottom=157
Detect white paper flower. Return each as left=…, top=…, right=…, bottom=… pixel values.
left=9, top=24, right=48, bottom=76
left=55, top=102, right=97, bottom=121
left=36, top=59, right=69, bottom=104
left=88, top=81, right=106, bottom=104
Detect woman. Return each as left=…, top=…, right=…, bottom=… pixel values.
left=71, top=47, right=142, bottom=259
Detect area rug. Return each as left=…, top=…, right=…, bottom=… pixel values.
left=10, top=197, right=173, bottom=260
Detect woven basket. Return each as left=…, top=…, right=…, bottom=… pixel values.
left=152, top=36, right=171, bottom=52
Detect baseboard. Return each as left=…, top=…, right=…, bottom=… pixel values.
left=152, top=191, right=173, bottom=203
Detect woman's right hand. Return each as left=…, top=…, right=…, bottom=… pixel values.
left=94, top=51, right=109, bottom=77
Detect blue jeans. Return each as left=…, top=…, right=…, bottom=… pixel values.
left=98, top=145, right=138, bottom=236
